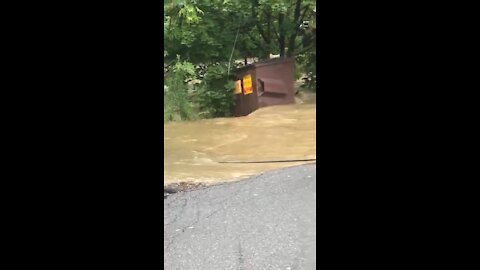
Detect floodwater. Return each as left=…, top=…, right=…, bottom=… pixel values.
left=164, top=92, right=316, bottom=185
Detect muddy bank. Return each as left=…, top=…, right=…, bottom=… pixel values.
left=164, top=182, right=207, bottom=198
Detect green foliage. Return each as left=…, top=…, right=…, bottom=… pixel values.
left=164, top=59, right=235, bottom=121
left=164, top=0, right=317, bottom=122
left=165, top=0, right=316, bottom=62
left=296, top=50, right=316, bottom=91
left=164, top=59, right=197, bottom=122
left=196, top=64, right=235, bottom=118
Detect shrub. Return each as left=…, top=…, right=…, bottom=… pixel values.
left=164, top=58, right=197, bottom=122
left=195, top=63, right=235, bottom=118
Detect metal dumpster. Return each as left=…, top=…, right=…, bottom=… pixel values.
left=233, top=57, right=295, bottom=116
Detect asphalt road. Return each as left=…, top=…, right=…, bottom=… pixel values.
left=164, top=164, right=316, bottom=270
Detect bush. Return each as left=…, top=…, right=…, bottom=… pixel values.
left=164, top=59, right=197, bottom=122
left=164, top=60, right=236, bottom=121
left=195, top=63, right=235, bottom=118
left=296, top=50, right=316, bottom=91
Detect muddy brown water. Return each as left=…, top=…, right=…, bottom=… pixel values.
left=164, top=93, right=316, bottom=185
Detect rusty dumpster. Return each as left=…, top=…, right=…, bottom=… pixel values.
left=233, top=57, right=295, bottom=117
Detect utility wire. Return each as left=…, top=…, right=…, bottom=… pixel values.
left=218, top=159, right=316, bottom=164
left=227, top=26, right=240, bottom=76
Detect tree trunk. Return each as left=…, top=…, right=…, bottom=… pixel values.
left=278, top=14, right=286, bottom=57
left=287, top=0, right=302, bottom=57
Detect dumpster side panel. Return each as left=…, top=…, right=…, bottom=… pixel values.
left=255, top=58, right=295, bottom=108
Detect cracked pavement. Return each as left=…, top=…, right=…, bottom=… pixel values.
left=164, top=164, right=316, bottom=269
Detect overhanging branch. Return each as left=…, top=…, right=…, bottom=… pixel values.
left=251, top=2, right=269, bottom=43
left=296, top=43, right=315, bottom=55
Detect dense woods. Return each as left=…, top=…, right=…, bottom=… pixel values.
left=164, top=0, right=316, bottom=122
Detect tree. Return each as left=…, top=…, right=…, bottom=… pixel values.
left=249, top=0, right=315, bottom=58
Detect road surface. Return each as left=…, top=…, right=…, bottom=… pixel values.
left=164, top=164, right=316, bottom=269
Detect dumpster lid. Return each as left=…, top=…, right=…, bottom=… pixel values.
left=235, top=57, right=294, bottom=72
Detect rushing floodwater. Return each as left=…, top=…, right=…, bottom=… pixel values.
left=164, top=93, right=316, bottom=185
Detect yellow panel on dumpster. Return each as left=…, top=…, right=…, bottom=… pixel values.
left=234, top=80, right=242, bottom=94
left=243, top=74, right=253, bottom=95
